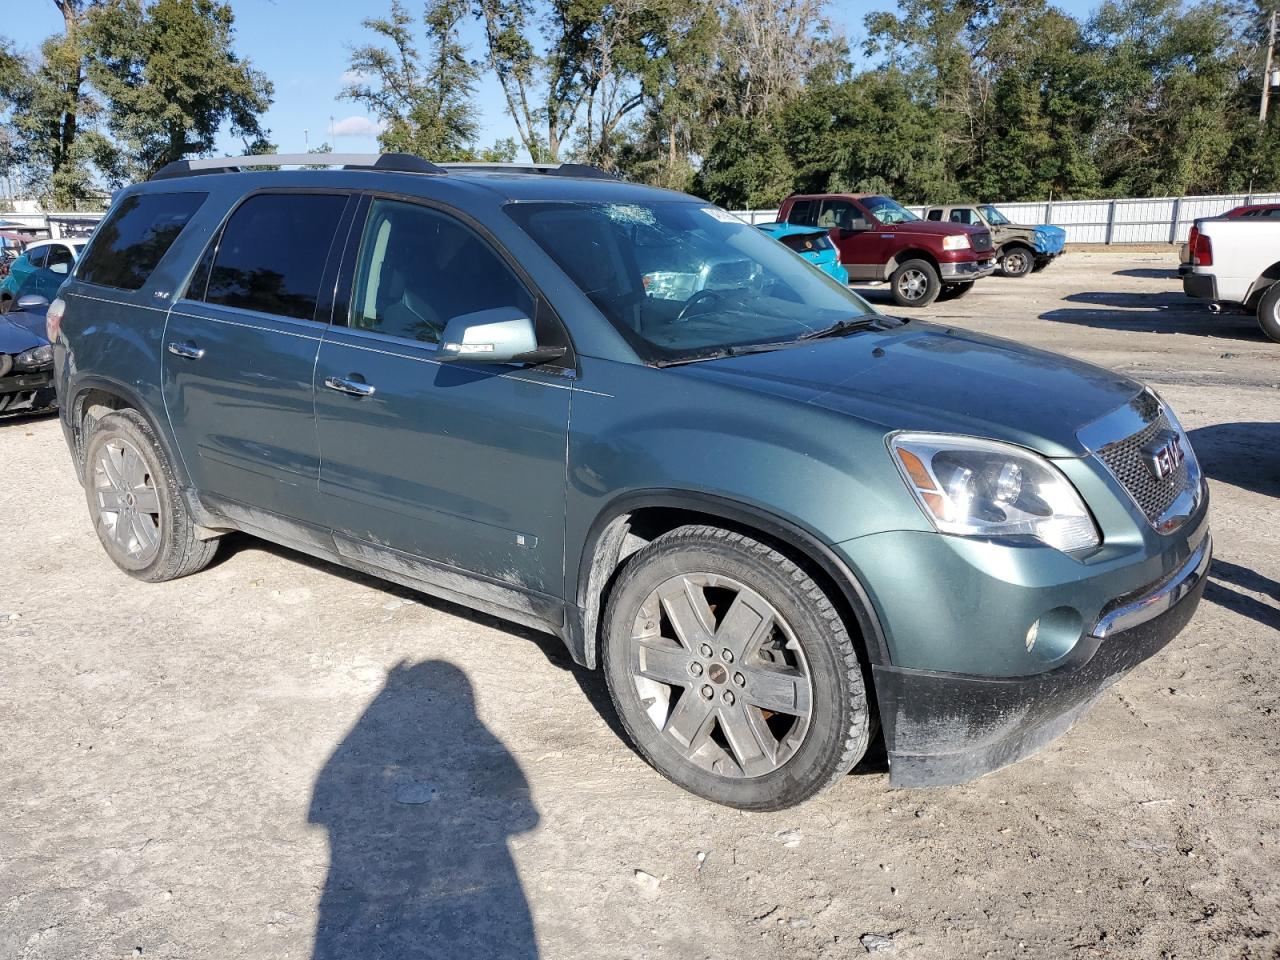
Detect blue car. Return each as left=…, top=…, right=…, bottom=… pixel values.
left=0, top=238, right=86, bottom=312
left=0, top=294, right=55, bottom=415
left=756, top=222, right=850, bottom=284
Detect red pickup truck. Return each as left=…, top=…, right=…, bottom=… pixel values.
left=777, top=193, right=996, bottom=308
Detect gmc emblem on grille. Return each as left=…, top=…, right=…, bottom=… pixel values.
left=1143, top=431, right=1185, bottom=481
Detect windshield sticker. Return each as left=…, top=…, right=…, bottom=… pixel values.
left=702, top=207, right=743, bottom=224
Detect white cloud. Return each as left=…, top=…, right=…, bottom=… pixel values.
left=331, top=115, right=386, bottom=138
left=339, top=70, right=369, bottom=87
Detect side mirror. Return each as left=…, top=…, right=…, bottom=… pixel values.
left=16, top=294, right=49, bottom=311
left=438, top=307, right=565, bottom=365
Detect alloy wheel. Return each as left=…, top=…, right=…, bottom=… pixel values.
left=92, top=436, right=162, bottom=563
left=896, top=268, right=929, bottom=301
left=628, top=572, right=813, bottom=779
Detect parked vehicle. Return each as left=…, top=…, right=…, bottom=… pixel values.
left=0, top=238, right=86, bottom=311
left=52, top=153, right=1210, bottom=809
left=923, top=203, right=1066, bottom=277
left=755, top=222, right=850, bottom=284
left=0, top=294, right=55, bottom=416
left=778, top=193, right=996, bottom=308
left=1179, top=204, right=1280, bottom=271
left=1182, top=216, right=1280, bottom=342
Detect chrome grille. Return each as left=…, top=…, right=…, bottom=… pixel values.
left=1096, top=406, right=1193, bottom=526
left=971, top=231, right=994, bottom=253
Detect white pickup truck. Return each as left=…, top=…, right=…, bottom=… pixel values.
left=1182, top=217, right=1280, bottom=342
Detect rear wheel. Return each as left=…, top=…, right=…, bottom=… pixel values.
left=1257, top=282, right=1280, bottom=343
left=83, top=409, right=218, bottom=582
left=889, top=259, right=941, bottom=307
left=999, top=245, right=1033, bottom=277
left=937, top=282, right=975, bottom=301
left=602, top=525, right=870, bottom=810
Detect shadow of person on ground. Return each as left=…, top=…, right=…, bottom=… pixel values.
left=310, top=659, right=540, bottom=960
left=1187, top=422, right=1280, bottom=498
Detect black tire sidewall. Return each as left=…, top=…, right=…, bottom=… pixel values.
left=890, top=259, right=941, bottom=307
left=1258, top=283, right=1280, bottom=344
left=83, top=411, right=187, bottom=580
left=602, top=531, right=868, bottom=810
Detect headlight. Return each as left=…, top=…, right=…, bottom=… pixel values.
left=889, top=433, right=1100, bottom=553
left=941, top=234, right=971, bottom=251
left=15, top=344, right=53, bottom=368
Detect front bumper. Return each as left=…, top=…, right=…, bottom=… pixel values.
left=940, top=258, right=996, bottom=280
left=0, top=368, right=53, bottom=395
left=872, top=533, right=1211, bottom=787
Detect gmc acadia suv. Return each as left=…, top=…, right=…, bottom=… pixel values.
left=49, top=154, right=1210, bottom=809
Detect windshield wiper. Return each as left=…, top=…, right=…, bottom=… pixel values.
left=653, top=341, right=796, bottom=367
left=798, top=316, right=877, bottom=340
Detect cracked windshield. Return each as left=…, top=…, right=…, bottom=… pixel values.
left=507, top=201, right=877, bottom=362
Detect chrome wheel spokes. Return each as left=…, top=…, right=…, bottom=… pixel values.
left=93, top=437, right=161, bottom=562
left=630, top=573, right=813, bottom=779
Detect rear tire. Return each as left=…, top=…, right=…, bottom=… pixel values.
left=83, top=409, right=218, bottom=582
left=602, top=525, right=870, bottom=810
left=999, top=245, right=1034, bottom=277
left=1258, top=282, right=1280, bottom=343
left=889, top=259, right=941, bottom=307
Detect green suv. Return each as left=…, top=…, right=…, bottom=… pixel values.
left=50, top=154, right=1209, bottom=809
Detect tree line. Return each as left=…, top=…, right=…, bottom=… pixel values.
left=2, top=0, right=1278, bottom=210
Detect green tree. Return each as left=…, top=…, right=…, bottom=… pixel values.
left=85, top=0, right=271, bottom=179
left=343, top=0, right=481, bottom=161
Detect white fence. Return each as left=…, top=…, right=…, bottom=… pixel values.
left=1, top=210, right=105, bottom=239
left=732, top=192, right=1280, bottom=244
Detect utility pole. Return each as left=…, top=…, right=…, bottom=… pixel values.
left=1262, top=8, right=1277, bottom=124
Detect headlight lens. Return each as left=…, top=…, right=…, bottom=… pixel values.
left=941, top=234, right=971, bottom=251
left=15, top=344, right=53, bottom=368
left=889, top=433, right=1100, bottom=553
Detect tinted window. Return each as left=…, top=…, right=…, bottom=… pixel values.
left=78, top=192, right=206, bottom=290
left=26, top=246, right=48, bottom=268
left=786, top=199, right=816, bottom=226
left=349, top=199, right=533, bottom=343
left=926, top=209, right=942, bottom=221
left=949, top=209, right=975, bottom=224
left=203, top=193, right=347, bottom=321
left=46, top=244, right=75, bottom=275
left=780, top=233, right=830, bottom=254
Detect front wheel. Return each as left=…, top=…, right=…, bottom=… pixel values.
left=889, top=259, right=941, bottom=307
left=999, top=246, right=1034, bottom=277
left=1257, top=282, right=1280, bottom=343
left=602, top=525, right=870, bottom=810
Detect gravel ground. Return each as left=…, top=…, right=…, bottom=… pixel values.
left=1, top=252, right=1277, bottom=960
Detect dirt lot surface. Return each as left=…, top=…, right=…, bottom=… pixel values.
left=2, top=252, right=1278, bottom=960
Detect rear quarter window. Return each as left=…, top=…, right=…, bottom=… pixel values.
left=77, top=192, right=207, bottom=291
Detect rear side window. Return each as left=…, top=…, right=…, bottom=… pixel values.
left=780, top=233, right=830, bottom=254
left=201, top=193, right=347, bottom=321
left=77, top=192, right=206, bottom=290
left=27, top=246, right=49, bottom=268
left=786, top=199, right=816, bottom=226
left=926, top=209, right=942, bottom=221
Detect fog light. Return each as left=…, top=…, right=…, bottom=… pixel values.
left=1025, top=619, right=1040, bottom=652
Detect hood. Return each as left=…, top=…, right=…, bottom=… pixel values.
left=0, top=308, right=49, bottom=355
left=889, top=220, right=986, bottom=238
left=674, top=321, right=1141, bottom=458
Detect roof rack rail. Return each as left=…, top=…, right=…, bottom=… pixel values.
left=440, top=162, right=617, bottom=181
left=149, top=152, right=445, bottom=181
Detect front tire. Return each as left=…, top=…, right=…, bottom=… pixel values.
left=999, top=245, right=1034, bottom=277
left=889, top=259, right=941, bottom=307
left=83, top=409, right=218, bottom=582
left=602, top=525, right=870, bottom=810
left=1258, top=282, right=1280, bottom=343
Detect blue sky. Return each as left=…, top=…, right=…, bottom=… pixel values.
left=7, top=0, right=1101, bottom=161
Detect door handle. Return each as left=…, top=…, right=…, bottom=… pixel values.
left=324, top=376, right=376, bottom=398
left=167, top=341, right=205, bottom=360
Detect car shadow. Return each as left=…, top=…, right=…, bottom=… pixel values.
left=1205, top=560, right=1280, bottom=632
left=0, top=408, right=58, bottom=427
left=1112, top=268, right=1179, bottom=279
left=309, top=658, right=540, bottom=959
left=1040, top=292, right=1263, bottom=341
left=1187, top=423, right=1280, bottom=497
